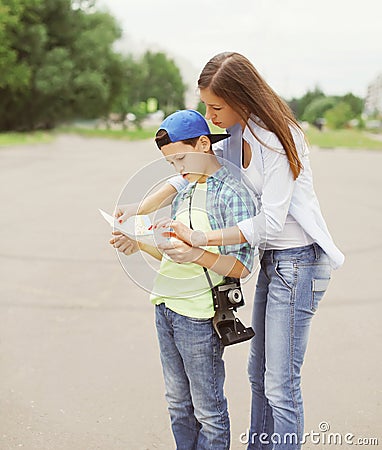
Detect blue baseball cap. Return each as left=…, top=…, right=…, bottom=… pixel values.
left=155, top=109, right=230, bottom=149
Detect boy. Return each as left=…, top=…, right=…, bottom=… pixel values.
left=111, top=110, right=255, bottom=450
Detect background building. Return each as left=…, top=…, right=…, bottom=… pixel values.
left=364, top=74, right=382, bottom=116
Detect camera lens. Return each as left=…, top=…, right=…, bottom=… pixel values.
left=227, top=288, right=242, bottom=304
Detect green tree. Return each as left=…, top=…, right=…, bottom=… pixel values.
left=196, top=101, right=206, bottom=116
left=112, top=56, right=143, bottom=122
left=112, top=51, right=186, bottom=126
left=0, top=0, right=125, bottom=131
left=288, top=86, right=324, bottom=120
left=340, top=93, right=364, bottom=117
left=0, top=0, right=32, bottom=92
left=140, top=51, right=186, bottom=116
left=302, top=96, right=337, bottom=124
left=324, top=102, right=353, bottom=129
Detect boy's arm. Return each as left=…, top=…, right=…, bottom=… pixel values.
left=110, top=232, right=163, bottom=261
left=116, top=182, right=178, bottom=222
left=138, top=242, right=163, bottom=261
left=158, top=240, right=248, bottom=278
left=155, top=183, right=256, bottom=272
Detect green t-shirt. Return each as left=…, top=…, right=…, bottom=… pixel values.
left=150, top=182, right=223, bottom=318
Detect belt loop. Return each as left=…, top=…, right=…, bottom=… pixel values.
left=313, top=242, right=320, bottom=260
left=270, top=249, right=274, bottom=264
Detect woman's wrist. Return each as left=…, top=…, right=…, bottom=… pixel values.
left=210, top=226, right=247, bottom=246
left=191, top=247, right=205, bottom=263
left=190, top=230, right=208, bottom=247
left=192, top=247, right=218, bottom=269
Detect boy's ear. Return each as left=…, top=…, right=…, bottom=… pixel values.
left=199, top=135, right=211, bottom=152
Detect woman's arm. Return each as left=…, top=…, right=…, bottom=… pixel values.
left=154, top=220, right=247, bottom=247
left=194, top=248, right=249, bottom=278
left=155, top=135, right=298, bottom=247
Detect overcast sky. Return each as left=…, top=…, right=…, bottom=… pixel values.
left=98, top=0, right=382, bottom=106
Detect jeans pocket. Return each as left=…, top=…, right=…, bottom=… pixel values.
left=274, top=260, right=295, bottom=290
left=311, top=278, right=331, bottom=312
left=186, top=317, right=212, bottom=323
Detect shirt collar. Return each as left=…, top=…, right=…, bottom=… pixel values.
left=207, top=166, right=229, bottom=187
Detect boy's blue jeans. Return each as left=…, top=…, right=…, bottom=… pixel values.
left=155, top=303, right=230, bottom=450
left=247, top=243, right=331, bottom=450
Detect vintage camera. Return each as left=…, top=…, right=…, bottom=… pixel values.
left=211, top=277, right=255, bottom=347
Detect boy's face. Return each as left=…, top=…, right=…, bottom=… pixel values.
left=161, top=136, right=213, bottom=183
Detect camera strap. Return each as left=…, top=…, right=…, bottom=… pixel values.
left=187, top=183, right=215, bottom=291
left=186, top=183, right=255, bottom=346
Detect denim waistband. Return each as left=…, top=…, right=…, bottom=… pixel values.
left=261, top=243, right=322, bottom=263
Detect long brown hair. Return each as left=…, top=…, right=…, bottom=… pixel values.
left=198, top=52, right=303, bottom=179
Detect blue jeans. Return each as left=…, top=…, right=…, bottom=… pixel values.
left=247, top=243, right=331, bottom=450
left=155, top=303, right=230, bottom=450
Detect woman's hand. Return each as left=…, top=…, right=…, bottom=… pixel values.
left=109, top=231, right=140, bottom=256
left=158, top=238, right=203, bottom=264
left=153, top=218, right=208, bottom=247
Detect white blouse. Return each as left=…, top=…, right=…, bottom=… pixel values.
left=241, top=150, right=314, bottom=250
left=168, top=119, right=344, bottom=269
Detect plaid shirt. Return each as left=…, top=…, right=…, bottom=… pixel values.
left=171, top=166, right=256, bottom=272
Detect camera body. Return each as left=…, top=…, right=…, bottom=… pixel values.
left=211, top=277, right=255, bottom=346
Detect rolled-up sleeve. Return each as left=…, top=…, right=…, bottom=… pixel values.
left=167, top=175, right=188, bottom=192
left=222, top=193, right=255, bottom=272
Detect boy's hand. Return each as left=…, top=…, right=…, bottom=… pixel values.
left=109, top=231, right=140, bottom=256
left=158, top=238, right=203, bottom=264
left=114, top=202, right=139, bottom=223
left=153, top=218, right=207, bottom=247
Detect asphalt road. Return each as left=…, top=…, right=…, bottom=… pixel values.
left=0, top=135, right=380, bottom=449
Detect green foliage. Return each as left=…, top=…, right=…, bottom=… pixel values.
left=140, top=51, right=186, bottom=116
left=341, top=93, right=364, bottom=116
left=0, top=0, right=124, bottom=131
left=288, top=86, right=364, bottom=128
left=288, top=86, right=325, bottom=120
left=288, top=85, right=365, bottom=130
left=324, top=102, right=353, bottom=129
left=112, top=51, right=186, bottom=124
left=196, top=101, right=206, bottom=116
left=0, top=0, right=32, bottom=91
left=302, top=97, right=336, bottom=123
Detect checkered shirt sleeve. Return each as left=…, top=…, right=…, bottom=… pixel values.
left=206, top=168, right=256, bottom=273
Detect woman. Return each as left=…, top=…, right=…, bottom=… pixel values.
left=116, top=52, right=344, bottom=450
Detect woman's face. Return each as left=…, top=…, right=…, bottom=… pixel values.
left=199, top=88, right=245, bottom=130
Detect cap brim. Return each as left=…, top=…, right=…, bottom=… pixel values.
left=208, top=133, right=231, bottom=144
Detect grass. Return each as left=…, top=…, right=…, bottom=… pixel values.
left=56, top=126, right=158, bottom=141
left=0, top=131, right=53, bottom=147
left=1, top=125, right=381, bottom=150
left=212, top=122, right=382, bottom=150
left=305, top=128, right=382, bottom=150
left=0, top=126, right=158, bottom=147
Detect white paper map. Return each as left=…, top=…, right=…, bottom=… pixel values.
left=99, top=209, right=154, bottom=244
